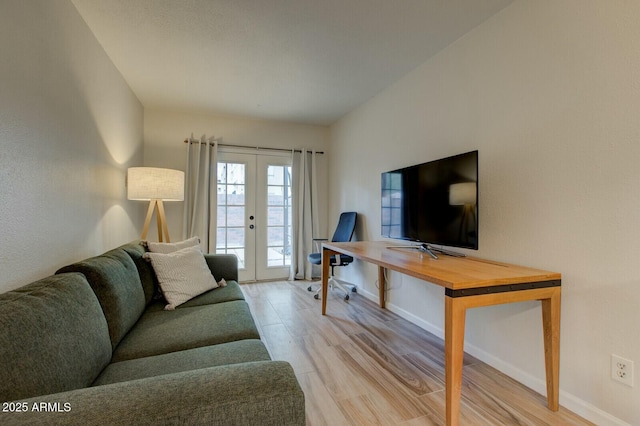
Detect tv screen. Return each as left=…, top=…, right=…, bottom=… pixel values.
left=381, top=150, right=478, bottom=250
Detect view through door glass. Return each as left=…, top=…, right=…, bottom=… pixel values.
left=216, top=158, right=254, bottom=281
left=216, top=152, right=292, bottom=281
left=259, top=160, right=292, bottom=280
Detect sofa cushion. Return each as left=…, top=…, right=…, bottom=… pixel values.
left=57, top=248, right=146, bottom=350
left=94, top=339, right=270, bottom=386
left=120, top=241, right=241, bottom=308
left=12, top=362, right=305, bottom=426
left=204, top=253, right=239, bottom=282
left=0, top=273, right=112, bottom=401
left=144, top=280, right=245, bottom=313
left=112, top=300, right=260, bottom=362
left=143, top=245, right=219, bottom=310
left=119, top=240, right=158, bottom=305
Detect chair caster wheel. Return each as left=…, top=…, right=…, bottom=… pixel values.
left=345, top=294, right=350, bottom=301
left=307, top=286, right=312, bottom=292
left=314, top=294, right=320, bottom=300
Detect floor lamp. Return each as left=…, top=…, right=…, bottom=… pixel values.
left=127, top=167, right=185, bottom=242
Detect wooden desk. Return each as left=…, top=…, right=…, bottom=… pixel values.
left=321, top=241, right=561, bottom=426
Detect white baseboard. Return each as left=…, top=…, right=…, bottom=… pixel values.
left=355, top=287, right=628, bottom=426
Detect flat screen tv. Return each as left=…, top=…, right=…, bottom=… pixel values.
left=381, top=150, right=478, bottom=251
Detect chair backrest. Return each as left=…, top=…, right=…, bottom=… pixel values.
left=331, top=212, right=357, bottom=243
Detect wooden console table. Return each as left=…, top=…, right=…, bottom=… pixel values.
left=321, top=241, right=561, bottom=426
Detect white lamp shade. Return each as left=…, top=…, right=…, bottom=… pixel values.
left=127, top=167, right=184, bottom=201
left=449, top=182, right=477, bottom=206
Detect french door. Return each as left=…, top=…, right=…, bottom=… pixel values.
left=216, top=151, right=292, bottom=281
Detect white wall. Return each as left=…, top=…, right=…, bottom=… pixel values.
left=0, top=0, right=144, bottom=292
left=330, top=1, right=639, bottom=424
left=144, top=108, right=330, bottom=241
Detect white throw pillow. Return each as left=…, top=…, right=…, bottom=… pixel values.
left=146, top=236, right=200, bottom=254
left=143, top=245, right=218, bottom=310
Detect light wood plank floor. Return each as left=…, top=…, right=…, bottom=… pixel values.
left=240, top=281, right=593, bottom=426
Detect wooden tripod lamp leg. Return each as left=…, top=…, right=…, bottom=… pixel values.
left=141, top=200, right=156, bottom=240
left=140, top=199, right=171, bottom=242
left=156, top=199, right=171, bottom=243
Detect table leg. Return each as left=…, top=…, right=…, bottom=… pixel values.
left=542, top=287, right=561, bottom=411
left=378, top=266, right=386, bottom=309
left=321, top=248, right=332, bottom=315
left=445, top=295, right=466, bottom=426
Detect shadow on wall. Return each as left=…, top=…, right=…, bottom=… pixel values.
left=0, top=0, right=144, bottom=291
left=354, top=213, right=368, bottom=242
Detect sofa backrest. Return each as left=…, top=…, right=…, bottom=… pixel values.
left=57, top=247, right=146, bottom=350
left=0, top=273, right=112, bottom=402
left=118, top=240, right=158, bottom=305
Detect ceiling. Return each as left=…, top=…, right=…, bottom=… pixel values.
left=72, top=0, right=513, bottom=126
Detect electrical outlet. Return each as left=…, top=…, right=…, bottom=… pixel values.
left=611, top=354, right=634, bottom=387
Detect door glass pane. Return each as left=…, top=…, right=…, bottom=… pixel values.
left=266, top=165, right=292, bottom=267
left=228, top=185, right=245, bottom=205
left=218, top=164, right=227, bottom=184
left=227, top=227, right=245, bottom=247
left=217, top=206, right=226, bottom=227
left=227, top=163, right=244, bottom=184
left=216, top=184, right=226, bottom=205
left=268, top=186, right=284, bottom=203
left=226, top=248, right=245, bottom=268
left=268, top=226, right=284, bottom=246
left=268, top=207, right=284, bottom=226
left=227, top=206, right=244, bottom=227
left=268, top=249, right=284, bottom=266
left=216, top=228, right=226, bottom=249
left=268, top=167, right=285, bottom=185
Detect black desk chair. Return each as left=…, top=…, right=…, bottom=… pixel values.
left=307, top=212, right=357, bottom=300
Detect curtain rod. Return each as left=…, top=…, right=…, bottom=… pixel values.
left=183, top=139, right=324, bottom=155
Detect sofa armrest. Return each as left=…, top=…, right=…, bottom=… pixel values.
left=1, top=361, right=304, bottom=426
left=204, top=253, right=238, bottom=282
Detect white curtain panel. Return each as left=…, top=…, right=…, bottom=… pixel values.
left=183, top=136, right=218, bottom=252
left=290, top=149, right=319, bottom=280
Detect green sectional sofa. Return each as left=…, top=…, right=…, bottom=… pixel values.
left=0, top=241, right=304, bottom=425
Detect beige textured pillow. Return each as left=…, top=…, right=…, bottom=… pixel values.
left=146, top=236, right=200, bottom=254
left=143, top=245, right=218, bottom=310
